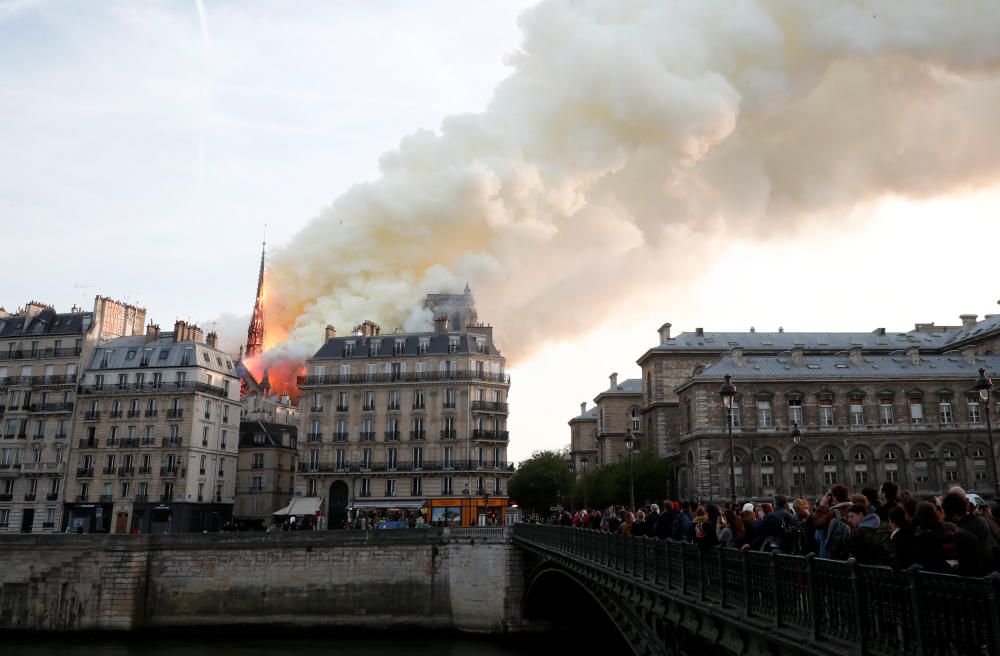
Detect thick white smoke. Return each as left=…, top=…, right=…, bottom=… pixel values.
left=265, top=0, right=1000, bottom=367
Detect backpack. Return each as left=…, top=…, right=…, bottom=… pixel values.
left=826, top=515, right=852, bottom=560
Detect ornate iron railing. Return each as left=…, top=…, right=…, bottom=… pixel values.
left=512, top=524, right=1000, bottom=656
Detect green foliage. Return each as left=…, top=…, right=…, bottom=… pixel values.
left=571, top=454, right=672, bottom=510
left=508, top=450, right=573, bottom=515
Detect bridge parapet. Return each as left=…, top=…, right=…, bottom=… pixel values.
left=513, top=524, right=1000, bottom=656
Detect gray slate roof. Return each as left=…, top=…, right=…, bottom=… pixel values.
left=688, top=354, right=1000, bottom=383
left=239, top=420, right=297, bottom=448
left=0, top=308, right=93, bottom=337
left=653, top=330, right=953, bottom=352
left=570, top=406, right=599, bottom=422
left=90, top=335, right=235, bottom=376
left=311, top=331, right=499, bottom=360
left=597, top=378, right=642, bottom=395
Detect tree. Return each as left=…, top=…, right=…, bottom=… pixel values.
left=571, top=454, right=672, bottom=510
left=508, top=450, right=573, bottom=516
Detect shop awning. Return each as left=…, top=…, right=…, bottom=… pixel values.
left=350, top=500, right=425, bottom=510
left=273, top=497, right=323, bottom=516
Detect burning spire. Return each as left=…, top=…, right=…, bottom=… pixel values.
left=246, top=238, right=266, bottom=358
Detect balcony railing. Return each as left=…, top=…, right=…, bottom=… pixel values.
left=76, top=467, right=94, bottom=477
left=360, top=432, right=376, bottom=441
left=0, top=347, right=82, bottom=361
left=333, top=432, right=348, bottom=442
left=23, top=494, right=35, bottom=502
left=160, top=466, right=181, bottom=477
left=78, top=439, right=98, bottom=449
left=145, top=409, right=158, bottom=417
left=440, top=429, right=457, bottom=439
left=29, top=402, right=74, bottom=413
left=410, top=430, right=426, bottom=440
left=298, top=370, right=511, bottom=386
left=167, top=409, right=184, bottom=419
left=83, top=411, right=101, bottom=420
left=21, top=462, right=64, bottom=475
left=384, top=431, right=400, bottom=441
left=138, top=467, right=152, bottom=474
left=136, top=494, right=149, bottom=502
left=46, top=493, right=59, bottom=501
left=306, top=433, right=322, bottom=443
left=472, top=429, right=509, bottom=441
left=471, top=401, right=509, bottom=413
left=120, top=438, right=138, bottom=448
left=118, top=467, right=134, bottom=477
left=297, top=459, right=514, bottom=474
left=162, top=437, right=182, bottom=448
left=102, top=467, right=115, bottom=475
left=109, top=410, right=123, bottom=418
left=78, top=381, right=227, bottom=399
left=310, top=406, right=323, bottom=413
left=127, top=410, right=141, bottom=418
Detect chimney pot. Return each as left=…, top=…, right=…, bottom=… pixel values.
left=791, top=344, right=804, bottom=366
left=657, top=322, right=672, bottom=344
left=849, top=347, right=863, bottom=365
left=205, top=332, right=218, bottom=348
left=434, top=315, right=448, bottom=334
left=905, top=346, right=920, bottom=365
left=695, top=327, right=704, bottom=337
left=580, top=402, right=586, bottom=415
left=960, top=314, right=978, bottom=330
left=731, top=347, right=744, bottom=366
left=778, top=326, right=784, bottom=333
left=610, top=372, right=618, bottom=389
left=325, top=325, right=337, bottom=341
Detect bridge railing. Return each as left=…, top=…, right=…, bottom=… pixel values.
left=512, top=524, right=1000, bottom=656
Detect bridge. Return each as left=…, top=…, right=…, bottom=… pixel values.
left=512, top=524, right=1000, bottom=656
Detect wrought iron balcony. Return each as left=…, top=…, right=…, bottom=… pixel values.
left=410, top=430, right=426, bottom=440
left=118, top=467, right=134, bottom=477
left=127, top=410, right=141, bottom=418
left=46, top=493, right=59, bottom=501
left=333, top=432, right=348, bottom=442
left=471, top=401, right=509, bottom=413
left=76, top=467, right=94, bottom=477
left=440, top=429, right=457, bottom=439
left=161, top=437, right=182, bottom=448
left=145, top=409, right=158, bottom=417
left=109, top=410, right=123, bottom=418
left=472, top=429, right=509, bottom=441
left=23, top=494, right=35, bottom=502
left=83, top=411, right=101, bottom=420
left=160, top=466, right=181, bottom=477
left=166, top=409, right=184, bottom=419
left=298, top=370, right=511, bottom=386
left=359, top=432, right=376, bottom=441
left=78, top=438, right=98, bottom=449
left=78, top=381, right=228, bottom=399
left=0, top=347, right=81, bottom=361
left=384, top=431, right=400, bottom=441
left=306, top=432, right=322, bottom=443
left=310, top=406, right=323, bottom=413
left=30, top=402, right=74, bottom=413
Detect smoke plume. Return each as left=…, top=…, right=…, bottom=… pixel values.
left=263, top=0, right=1000, bottom=367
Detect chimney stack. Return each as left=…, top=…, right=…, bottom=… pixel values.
left=695, top=327, right=704, bottom=337
left=791, top=344, right=804, bottom=366
left=905, top=346, right=920, bottom=365
left=610, top=372, right=618, bottom=389
left=580, top=402, right=587, bottom=415
left=146, top=323, right=160, bottom=342
left=731, top=347, right=744, bottom=367
left=963, top=346, right=977, bottom=364
left=960, top=314, right=978, bottom=330
left=658, top=322, right=672, bottom=344
left=206, top=332, right=218, bottom=348
left=849, top=347, right=863, bottom=365
left=325, top=325, right=337, bottom=341
left=434, top=315, right=448, bottom=334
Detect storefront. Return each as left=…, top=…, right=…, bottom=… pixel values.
left=425, top=496, right=508, bottom=527
left=273, top=496, right=323, bottom=530
left=62, top=501, right=114, bottom=533
left=128, top=501, right=231, bottom=534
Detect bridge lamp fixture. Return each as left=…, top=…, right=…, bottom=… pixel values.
left=719, top=374, right=737, bottom=506
left=624, top=430, right=636, bottom=510
left=973, top=368, right=999, bottom=497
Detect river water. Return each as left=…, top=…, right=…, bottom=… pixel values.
left=0, top=634, right=568, bottom=655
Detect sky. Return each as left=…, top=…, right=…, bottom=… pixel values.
left=3, top=1, right=1000, bottom=465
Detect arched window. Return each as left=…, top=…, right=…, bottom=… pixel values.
left=853, top=452, right=868, bottom=485
left=733, top=455, right=744, bottom=489
left=914, top=449, right=930, bottom=485
left=760, top=454, right=775, bottom=489
left=943, top=448, right=959, bottom=483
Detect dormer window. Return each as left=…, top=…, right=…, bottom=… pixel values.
left=448, top=336, right=460, bottom=354
left=343, top=342, right=355, bottom=357
left=476, top=338, right=486, bottom=354
left=418, top=338, right=429, bottom=355
left=394, top=339, right=405, bottom=355
left=369, top=340, right=381, bottom=356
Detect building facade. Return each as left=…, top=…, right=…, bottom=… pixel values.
left=0, top=296, right=142, bottom=533
left=573, top=311, right=1000, bottom=501
left=64, top=321, right=241, bottom=533
left=296, top=313, right=511, bottom=529
left=568, top=402, right=598, bottom=477
left=234, top=420, right=297, bottom=529
left=592, top=373, right=643, bottom=467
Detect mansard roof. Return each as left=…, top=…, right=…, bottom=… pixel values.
left=0, top=308, right=93, bottom=337
left=311, top=330, right=500, bottom=360
left=683, top=354, right=1000, bottom=387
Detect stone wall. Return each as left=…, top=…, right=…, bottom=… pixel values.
left=0, top=528, right=522, bottom=633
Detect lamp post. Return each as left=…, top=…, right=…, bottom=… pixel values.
left=974, top=368, right=1000, bottom=497
left=482, top=491, right=491, bottom=526
left=791, top=422, right=803, bottom=501
left=581, top=456, right=589, bottom=510
left=624, top=430, right=636, bottom=510
left=720, top=374, right=737, bottom=506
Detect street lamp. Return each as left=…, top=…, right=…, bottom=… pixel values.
left=581, top=456, right=589, bottom=510
left=790, top=422, right=804, bottom=501
left=974, top=368, right=1000, bottom=497
left=624, top=430, right=636, bottom=510
left=720, top=374, right=737, bottom=506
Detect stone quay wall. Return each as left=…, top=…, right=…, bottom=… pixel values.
left=0, top=527, right=525, bottom=633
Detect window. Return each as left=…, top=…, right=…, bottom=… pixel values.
left=363, top=391, right=375, bottom=411
left=759, top=454, right=775, bottom=489
left=819, top=400, right=834, bottom=426
left=338, top=391, right=349, bottom=411
left=360, top=478, right=371, bottom=497
left=943, top=448, right=959, bottom=482
left=884, top=450, right=899, bottom=483
left=412, top=447, right=423, bottom=469
left=307, top=479, right=318, bottom=496
left=343, top=342, right=354, bottom=357
left=393, top=339, right=405, bottom=356
left=850, top=402, right=865, bottom=425
left=418, top=339, right=429, bottom=355
left=361, top=448, right=373, bottom=469
left=443, top=447, right=454, bottom=469
left=853, top=452, right=868, bottom=485
left=756, top=400, right=772, bottom=428
left=939, top=400, right=953, bottom=424
left=442, top=477, right=453, bottom=495
left=974, top=449, right=989, bottom=481
left=909, top=399, right=924, bottom=424
left=385, top=479, right=396, bottom=497
left=339, top=364, right=351, bottom=382
left=630, top=408, right=641, bottom=432
left=444, top=389, right=456, bottom=409
left=792, top=453, right=806, bottom=487
left=823, top=452, right=838, bottom=485
left=413, top=390, right=425, bottom=410
left=411, top=478, right=422, bottom=496
left=494, top=477, right=502, bottom=494
left=914, top=450, right=929, bottom=483
left=252, top=454, right=264, bottom=469
left=369, top=340, right=381, bottom=356
left=448, top=337, right=459, bottom=353
left=387, top=448, right=398, bottom=470
left=879, top=400, right=894, bottom=425
left=220, top=430, right=227, bottom=449
left=968, top=399, right=982, bottom=423
left=365, top=364, right=377, bottom=381
left=787, top=399, right=803, bottom=427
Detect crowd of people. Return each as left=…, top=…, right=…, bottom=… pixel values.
left=556, top=482, right=1000, bottom=577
